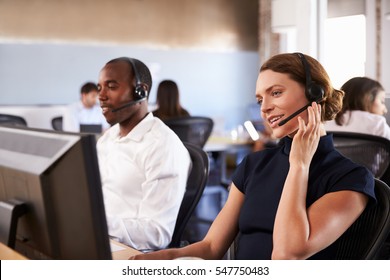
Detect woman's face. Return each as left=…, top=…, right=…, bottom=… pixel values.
left=370, top=90, right=387, bottom=116
left=256, top=70, right=309, bottom=138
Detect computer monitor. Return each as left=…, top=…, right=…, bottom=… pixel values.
left=79, top=124, right=102, bottom=134
left=0, top=125, right=111, bottom=260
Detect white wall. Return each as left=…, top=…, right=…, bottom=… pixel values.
left=0, top=42, right=260, bottom=131
left=0, top=105, right=66, bottom=129
left=381, top=0, right=390, bottom=93
left=271, top=0, right=390, bottom=95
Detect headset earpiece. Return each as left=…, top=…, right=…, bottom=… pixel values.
left=278, top=54, right=324, bottom=127
left=296, top=53, right=324, bottom=102
left=128, top=58, right=148, bottom=101
left=307, top=82, right=324, bottom=102
left=134, top=84, right=148, bottom=100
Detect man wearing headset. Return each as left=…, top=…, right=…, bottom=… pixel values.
left=96, top=57, right=191, bottom=251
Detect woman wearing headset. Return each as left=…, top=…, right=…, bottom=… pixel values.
left=131, top=53, right=376, bottom=260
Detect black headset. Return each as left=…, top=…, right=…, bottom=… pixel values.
left=296, top=52, right=324, bottom=103
left=128, top=58, right=148, bottom=101
left=278, top=53, right=325, bottom=126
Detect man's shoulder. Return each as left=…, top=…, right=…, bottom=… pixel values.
left=150, top=116, right=178, bottom=136
left=147, top=117, right=187, bottom=148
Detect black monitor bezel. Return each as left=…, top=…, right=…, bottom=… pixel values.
left=0, top=125, right=111, bottom=260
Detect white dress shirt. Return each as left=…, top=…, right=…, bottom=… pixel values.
left=96, top=113, right=191, bottom=251
left=325, top=110, right=390, bottom=140
left=62, top=101, right=110, bottom=132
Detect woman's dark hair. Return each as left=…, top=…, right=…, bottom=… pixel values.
left=334, top=77, right=384, bottom=125
left=260, top=53, right=344, bottom=122
left=153, top=80, right=189, bottom=121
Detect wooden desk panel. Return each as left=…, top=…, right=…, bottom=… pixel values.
left=204, top=135, right=253, bottom=152
left=0, top=240, right=141, bottom=260
left=0, top=243, right=28, bottom=260
left=110, top=240, right=142, bottom=260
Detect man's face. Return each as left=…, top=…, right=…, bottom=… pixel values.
left=82, top=90, right=98, bottom=108
left=97, top=61, right=136, bottom=125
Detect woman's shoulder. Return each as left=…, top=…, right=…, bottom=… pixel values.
left=325, top=111, right=390, bottom=139
left=352, top=111, right=390, bottom=138
left=350, top=110, right=384, bottom=120
left=321, top=150, right=375, bottom=193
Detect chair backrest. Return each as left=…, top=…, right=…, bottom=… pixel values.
left=164, top=116, right=214, bottom=148
left=169, top=142, right=209, bottom=248
left=0, top=114, right=27, bottom=127
left=51, top=116, right=63, bottom=131
left=329, top=131, right=390, bottom=186
left=336, top=178, right=390, bottom=259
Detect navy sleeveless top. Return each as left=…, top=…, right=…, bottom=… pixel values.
left=232, top=134, right=376, bottom=259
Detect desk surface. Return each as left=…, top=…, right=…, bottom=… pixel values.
left=0, top=240, right=142, bottom=260
left=204, top=135, right=253, bottom=152
left=0, top=242, right=28, bottom=260
left=111, top=239, right=142, bottom=260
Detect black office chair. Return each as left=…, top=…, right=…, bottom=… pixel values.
left=164, top=116, right=214, bottom=148
left=51, top=116, right=63, bottom=131
left=336, top=178, right=390, bottom=259
left=329, top=131, right=390, bottom=185
left=0, top=114, right=27, bottom=127
left=168, top=142, right=209, bottom=248
left=226, top=179, right=390, bottom=260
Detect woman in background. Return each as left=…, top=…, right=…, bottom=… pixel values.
left=152, top=80, right=190, bottom=121
left=325, top=77, right=390, bottom=139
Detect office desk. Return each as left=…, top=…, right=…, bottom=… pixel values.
left=204, top=135, right=253, bottom=152
left=0, top=240, right=141, bottom=260
left=110, top=239, right=142, bottom=260
left=0, top=242, right=28, bottom=260
left=204, top=135, right=253, bottom=187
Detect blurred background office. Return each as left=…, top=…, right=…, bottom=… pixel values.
left=0, top=0, right=389, bottom=130
left=1, top=0, right=390, bottom=245
left=62, top=81, right=110, bottom=132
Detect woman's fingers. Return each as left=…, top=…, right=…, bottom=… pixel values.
left=297, top=116, right=305, bottom=135
left=296, top=102, right=321, bottom=142
left=305, top=102, right=321, bottom=134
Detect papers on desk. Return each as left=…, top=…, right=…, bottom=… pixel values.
left=109, top=239, right=143, bottom=259
left=204, top=135, right=253, bottom=152
left=110, top=241, right=126, bottom=252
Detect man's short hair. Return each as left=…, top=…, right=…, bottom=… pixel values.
left=81, top=82, right=98, bottom=94
left=106, top=57, right=153, bottom=93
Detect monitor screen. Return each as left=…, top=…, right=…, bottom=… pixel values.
left=0, top=125, right=111, bottom=260
left=80, top=124, right=102, bottom=134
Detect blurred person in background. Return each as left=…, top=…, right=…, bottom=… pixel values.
left=62, top=81, right=110, bottom=132
left=153, top=80, right=190, bottom=121
left=325, top=77, right=389, bottom=139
